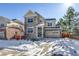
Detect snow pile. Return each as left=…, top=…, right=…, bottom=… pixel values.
left=13, top=38, right=79, bottom=56
left=45, top=38, right=78, bottom=56
left=0, top=38, right=79, bottom=56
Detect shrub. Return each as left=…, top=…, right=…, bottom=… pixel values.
left=62, top=32, right=71, bottom=38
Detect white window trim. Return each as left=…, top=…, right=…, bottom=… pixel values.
left=27, top=27, right=34, bottom=33
left=27, top=17, right=33, bottom=23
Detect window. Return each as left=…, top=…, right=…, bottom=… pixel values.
left=48, top=23, right=52, bottom=26
left=1, top=24, right=4, bottom=27
left=28, top=18, right=33, bottom=23
left=28, top=28, right=33, bottom=33
left=40, top=20, right=42, bottom=23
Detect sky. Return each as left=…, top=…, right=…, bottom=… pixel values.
left=0, top=3, right=79, bottom=22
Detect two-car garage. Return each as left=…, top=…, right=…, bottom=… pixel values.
left=44, top=27, right=61, bottom=38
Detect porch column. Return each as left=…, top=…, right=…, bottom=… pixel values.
left=36, top=27, right=38, bottom=38
left=42, top=26, right=44, bottom=38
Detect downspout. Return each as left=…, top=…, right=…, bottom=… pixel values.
left=5, top=26, right=7, bottom=40
left=24, top=17, right=27, bottom=40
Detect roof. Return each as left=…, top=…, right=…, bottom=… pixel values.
left=0, top=16, right=10, bottom=23
left=35, top=12, right=44, bottom=18
left=24, top=10, right=44, bottom=18
left=12, top=19, right=24, bottom=25
left=24, top=10, right=37, bottom=17
left=45, top=18, right=56, bottom=20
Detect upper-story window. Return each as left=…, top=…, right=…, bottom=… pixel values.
left=28, top=18, right=33, bottom=23
left=39, top=20, right=42, bottom=23
left=48, top=23, right=52, bottom=26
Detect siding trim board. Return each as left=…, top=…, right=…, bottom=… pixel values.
left=44, top=29, right=61, bottom=31
left=44, top=27, right=60, bottom=28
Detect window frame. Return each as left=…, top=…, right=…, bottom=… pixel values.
left=48, top=22, right=52, bottom=26
left=27, top=27, right=33, bottom=33
left=28, top=18, right=33, bottom=23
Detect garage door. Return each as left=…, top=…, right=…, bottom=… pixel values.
left=44, top=31, right=61, bottom=38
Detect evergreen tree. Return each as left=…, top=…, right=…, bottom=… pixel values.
left=58, top=7, right=76, bottom=33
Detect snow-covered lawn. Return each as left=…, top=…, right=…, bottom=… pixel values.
left=0, top=38, right=79, bottom=56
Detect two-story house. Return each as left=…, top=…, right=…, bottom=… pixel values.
left=24, top=10, right=62, bottom=39
left=24, top=10, right=44, bottom=39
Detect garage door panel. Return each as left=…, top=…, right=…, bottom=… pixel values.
left=45, top=31, right=61, bottom=37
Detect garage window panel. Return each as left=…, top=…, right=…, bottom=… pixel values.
left=48, top=23, right=52, bottom=26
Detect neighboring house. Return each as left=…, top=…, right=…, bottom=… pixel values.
left=0, top=17, right=24, bottom=40
left=24, top=10, right=61, bottom=39
left=0, top=16, right=10, bottom=39
left=24, top=10, right=44, bottom=39
left=44, top=18, right=61, bottom=38
left=12, top=19, right=24, bottom=32
left=6, top=20, right=24, bottom=39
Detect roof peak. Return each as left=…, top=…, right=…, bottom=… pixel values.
left=24, top=10, right=44, bottom=18
left=24, top=10, right=37, bottom=17
left=35, top=11, right=44, bottom=18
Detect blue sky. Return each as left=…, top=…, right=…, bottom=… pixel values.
left=0, top=3, right=79, bottom=22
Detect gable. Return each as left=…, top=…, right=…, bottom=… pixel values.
left=0, top=16, right=10, bottom=23
left=24, top=10, right=37, bottom=17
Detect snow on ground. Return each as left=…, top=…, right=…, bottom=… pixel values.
left=0, top=38, right=79, bottom=56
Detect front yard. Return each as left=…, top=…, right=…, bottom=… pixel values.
left=0, top=38, right=79, bottom=56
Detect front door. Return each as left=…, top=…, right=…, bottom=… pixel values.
left=37, top=27, right=42, bottom=38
